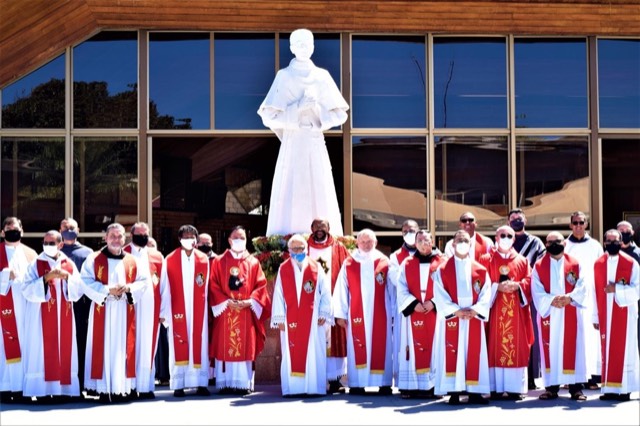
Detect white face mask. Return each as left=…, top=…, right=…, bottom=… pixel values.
left=403, top=232, right=417, bottom=247
left=498, top=237, right=514, bottom=251
left=231, top=239, right=246, bottom=252
left=455, top=242, right=470, bottom=257
left=180, top=238, right=196, bottom=250
left=43, top=245, right=59, bottom=258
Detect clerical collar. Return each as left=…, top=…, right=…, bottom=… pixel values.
left=414, top=251, right=436, bottom=264
left=229, top=250, right=245, bottom=260
left=101, top=246, right=125, bottom=259
left=568, top=234, right=590, bottom=243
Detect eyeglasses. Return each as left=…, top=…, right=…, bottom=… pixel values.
left=289, top=246, right=305, bottom=253
left=43, top=241, right=57, bottom=246
left=572, top=221, right=585, bottom=226
left=460, top=218, right=475, bottom=224
left=605, top=241, right=621, bottom=246
left=499, top=234, right=513, bottom=239
left=546, top=240, right=561, bottom=245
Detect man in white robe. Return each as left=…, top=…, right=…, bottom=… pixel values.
left=0, top=216, right=37, bottom=404
left=272, top=235, right=332, bottom=397
left=21, top=231, right=83, bottom=401
left=433, top=230, right=492, bottom=405
left=258, top=28, right=349, bottom=236
left=159, top=225, right=210, bottom=397
left=81, top=223, right=148, bottom=403
left=333, top=229, right=394, bottom=395
left=593, top=229, right=639, bottom=402
left=531, top=231, right=589, bottom=401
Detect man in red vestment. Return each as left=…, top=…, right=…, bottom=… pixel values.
left=209, top=226, right=271, bottom=395
left=306, top=218, right=349, bottom=393
left=479, top=225, right=534, bottom=401
left=444, top=212, right=493, bottom=261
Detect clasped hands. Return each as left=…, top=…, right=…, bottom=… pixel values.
left=604, top=281, right=617, bottom=294
left=550, top=294, right=572, bottom=308
left=108, top=284, right=130, bottom=296
left=414, top=300, right=435, bottom=314
left=454, top=308, right=478, bottom=320
left=229, top=299, right=251, bottom=310
left=44, top=267, right=69, bottom=283
left=497, top=280, right=519, bottom=293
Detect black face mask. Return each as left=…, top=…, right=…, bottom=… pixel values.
left=621, top=232, right=633, bottom=245
left=509, top=219, right=525, bottom=232
left=604, top=243, right=621, bottom=256
left=131, top=234, right=149, bottom=248
left=3, top=229, right=21, bottom=243
left=197, top=244, right=212, bottom=254
left=546, top=242, right=564, bottom=256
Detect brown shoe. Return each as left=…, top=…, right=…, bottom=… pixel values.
left=539, top=390, right=558, bottom=400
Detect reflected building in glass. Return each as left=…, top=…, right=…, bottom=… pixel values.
left=1, top=1, right=639, bottom=254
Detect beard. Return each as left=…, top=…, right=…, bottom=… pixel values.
left=313, top=231, right=327, bottom=242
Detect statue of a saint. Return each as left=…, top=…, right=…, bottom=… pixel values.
left=258, top=29, right=349, bottom=236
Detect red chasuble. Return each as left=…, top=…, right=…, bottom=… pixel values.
left=36, top=259, right=75, bottom=384
left=594, top=252, right=634, bottom=388
left=480, top=250, right=534, bottom=369
left=91, top=252, right=137, bottom=380
left=440, top=258, right=487, bottom=385
left=280, top=258, right=318, bottom=376
left=534, top=254, right=580, bottom=374
left=0, top=242, right=21, bottom=364
left=307, top=236, right=349, bottom=358
left=165, top=249, right=208, bottom=368
left=209, top=250, right=271, bottom=363
left=404, top=254, right=445, bottom=373
left=344, top=256, right=389, bottom=373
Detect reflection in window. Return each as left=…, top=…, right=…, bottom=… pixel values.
left=215, top=34, right=275, bottom=129
left=514, top=39, right=587, bottom=128
left=435, top=136, right=507, bottom=232
left=352, top=136, right=427, bottom=231
left=279, top=33, right=341, bottom=87
left=352, top=36, right=426, bottom=128
left=73, top=31, right=138, bottom=128
left=598, top=39, right=640, bottom=128
left=1, top=55, right=65, bottom=129
left=149, top=33, right=210, bottom=129
left=433, top=38, right=507, bottom=128
left=73, top=137, right=138, bottom=232
left=0, top=138, right=65, bottom=230
left=516, top=135, right=589, bottom=229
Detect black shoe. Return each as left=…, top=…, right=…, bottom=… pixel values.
left=86, top=389, right=99, bottom=397
left=528, top=380, right=540, bottom=390
left=448, top=394, right=461, bottom=405
left=506, top=393, right=524, bottom=401
left=599, top=393, right=618, bottom=401
left=208, top=378, right=216, bottom=387
left=328, top=380, right=345, bottom=394
left=196, top=387, right=211, bottom=397
left=349, top=387, right=366, bottom=395
left=0, top=391, right=12, bottom=404
left=173, top=389, right=186, bottom=397
left=98, top=393, right=111, bottom=404
left=218, top=387, right=232, bottom=395
left=233, top=388, right=251, bottom=396
left=490, top=391, right=505, bottom=400
left=138, top=391, right=155, bottom=400
left=423, top=388, right=442, bottom=400
left=468, top=393, right=489, bottom=405
left=377, top=386, right=392, bottom=396
left=617, top=393, right=631, bottom=402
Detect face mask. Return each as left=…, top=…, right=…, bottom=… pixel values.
left=403, top=232, right=416, bottom=247
left=604, top=243, right=621, bottom=256
left=61, top=229, right=78, bottom=241
left=546, top=242, right=564, bottom=256
left=43, top=245, right=59, bottom=258
left=455, top=242, right=470, bottom=257
left=292, top=252, right=306, bottom=263
left=231, top=239, right=246, bottom=252
left=313, top=230, right=327, bottom=242
left=132, top=234, right=149, bottom=248
left=621, top=232, right=633, bottom=245
left=197, top=244, right=212, bottom=254
left=180, top=238, right=196, bottom=250
left=498, top=237, right=514, bottom=251
left=509, top=219, right=524, bottom=232
left=3, top=229, right=21, bottom=243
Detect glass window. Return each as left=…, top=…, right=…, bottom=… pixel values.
left=516, top=135, right=589, bottom=229
left=73, top=31, right=138, bottom=128
left=352, top=36, right=426, bottom=128
left=352, top=136, right=427, bottom=231
left=435, top=136, right=508, bottom=233
left=514, top=38, right=587, bottom=128
left=215, top=33, right=275, bottom=129
left=149, top=33, right=210, bottom=129
left=73, top=137, right=138, bottom=232
left=1, top=55, right=65, bottom=128
left=598, top=39, right=640, bottom=128
left=279, top=33, right=341, bottom=87
left=433, top=37, right=507, bottom=128
left=0, top=137, right=65, bottom=231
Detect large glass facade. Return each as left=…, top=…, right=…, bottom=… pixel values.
left=598, top=39, right=640, bottom=128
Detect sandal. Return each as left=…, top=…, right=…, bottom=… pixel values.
left=539, top=390, right=558, bottom=400
left=571, top=391, right=587, bottom=401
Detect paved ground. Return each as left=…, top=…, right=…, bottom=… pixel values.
left=1, top=384, right=638, bottom=426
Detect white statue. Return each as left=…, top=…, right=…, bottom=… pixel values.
left=258, top=29, right=349, bottom=236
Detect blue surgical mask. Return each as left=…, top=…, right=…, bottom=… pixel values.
left=292, top=252, right=306, bottom=263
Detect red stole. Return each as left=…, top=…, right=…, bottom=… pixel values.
left=345, top=256, right=388, bottom=372
left=535, top=254, right=579, bottom=374
left=280, top=259, right=318, bottom=376
left=404, top=255, right=445, bottom=372
left=37, top=258, right=74, bottom=384
left=91, top=252, right=137, bottom=380
left=0, top=243, right=21, bottom=363
left=166, top=249, right=208, bottom=368
left=474, top=233, right=490, bottom=259
left=594, top=253, right=634, bottom=387
left=124, top=245, right=164, bottom=365
left=394, top=246, right=412, bottom=266
left=441, top=258, right=486, bottom=384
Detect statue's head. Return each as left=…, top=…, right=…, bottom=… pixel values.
left=290, top=29, right=314, bottom=61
